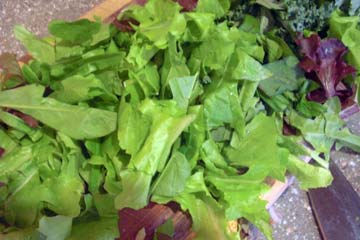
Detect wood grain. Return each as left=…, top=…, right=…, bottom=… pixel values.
left=80, top=0, right=133, bottom=21
left=308, top=162, right=360, bottom=240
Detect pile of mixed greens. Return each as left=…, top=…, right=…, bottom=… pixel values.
left=1, top=0, right=360, bottom=239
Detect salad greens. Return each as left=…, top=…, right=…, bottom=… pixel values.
left=1, top=0, right=360, bottom=239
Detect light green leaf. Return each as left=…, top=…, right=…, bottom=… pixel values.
left=196, top=0, right=231, bottom=18
left=0, top=129, right=17, bottom=154
left=204, top=83, right=243, bottom=129
left=118, top=102, right=151, bottom=155
left=183, top=12, right=215, bottom=42
left=152, top=152, right=191, bottom=197
left=156, top=218, right=174, bottom=237
left=122, top=0, right=186, bottom=48
left=129, top=63, right=160, bottom=97
left=129, top=99, right=195, bottom=174
left=114, top=170, right=152, bottom=210
left=225, top=114, right=285, bottom=180
left=174, top=194, right=235, bottom=240
left=287, top=155, right=333, bottom=190
left=231, top=49, right=272, bottom=82
left=66, top=218, right=119, bottom=240
left=189, top=24, right=235, bottom=71
left=169, top=75, right=197, bottom=110
left=42, top=174, right=83, bottom=217
left=48, top=19, right=101, bottom=44
left=0, top=147, right=32, bottom=178
left=50, top=74, right=108, bottom=104
left=14, top=25, right=55, bottom=64
left=38, top=215, right=72, bottom=240
left=223, top=190, right=273, bottom=240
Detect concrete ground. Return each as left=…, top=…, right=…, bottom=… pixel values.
left=0, top=1, right=359, bottom=240
left=0, top=0, right=102, bottom=56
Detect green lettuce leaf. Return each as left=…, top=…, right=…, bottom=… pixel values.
left=66, top=218, right=119, bottom=240
left=121, top=0, right=186, bottom=49
left=151, top=151, right=191, bottom=197
left=38, top=215, right=72, bottom=240
left=0, top=85, right=117, bottom=139
left=287, top=155, right=333, bottom=190
left=260, top=56, right=305, bottom=97
left=196, top=0, right=231, bottom=18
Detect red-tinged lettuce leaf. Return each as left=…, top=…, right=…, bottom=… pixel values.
left=0, top=147, right=4, bottom=158
left=7, top=109, right=39, bottom=128
left=113, top=19, right=139, bottom=32
left=134, top=0, right=198, bottom=11
left=282, top=119, right=297, bottom=136
left=0, top=53, right=23, bottom=89
left=118, top=202, right=194, bottom=240
left=0, top=55, right=37, bottom=129
left=296, top=34, right=357, bottom=106
left=176, top=0, right=198, bottom=11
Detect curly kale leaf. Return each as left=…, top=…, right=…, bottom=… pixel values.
left=282, top=0, right=335, bottom=32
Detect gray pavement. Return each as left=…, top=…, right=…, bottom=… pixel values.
left=0, top=0, right=102, bottom=56
left=0, top=1, right=359, bottom=240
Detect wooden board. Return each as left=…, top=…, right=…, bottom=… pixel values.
left=80, top=0, right=133, bottom=21
left=308, top=162, right=360, bottom=240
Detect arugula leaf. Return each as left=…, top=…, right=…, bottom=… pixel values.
left=50, top=74, right=110, bottom=104
left=0, top=110, right=42, bottom=142
left=0, top=85, right=117, bottom=139
left=48, top=19, right=101, bottom=44
left=14, top=25, right=55, bottom=64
